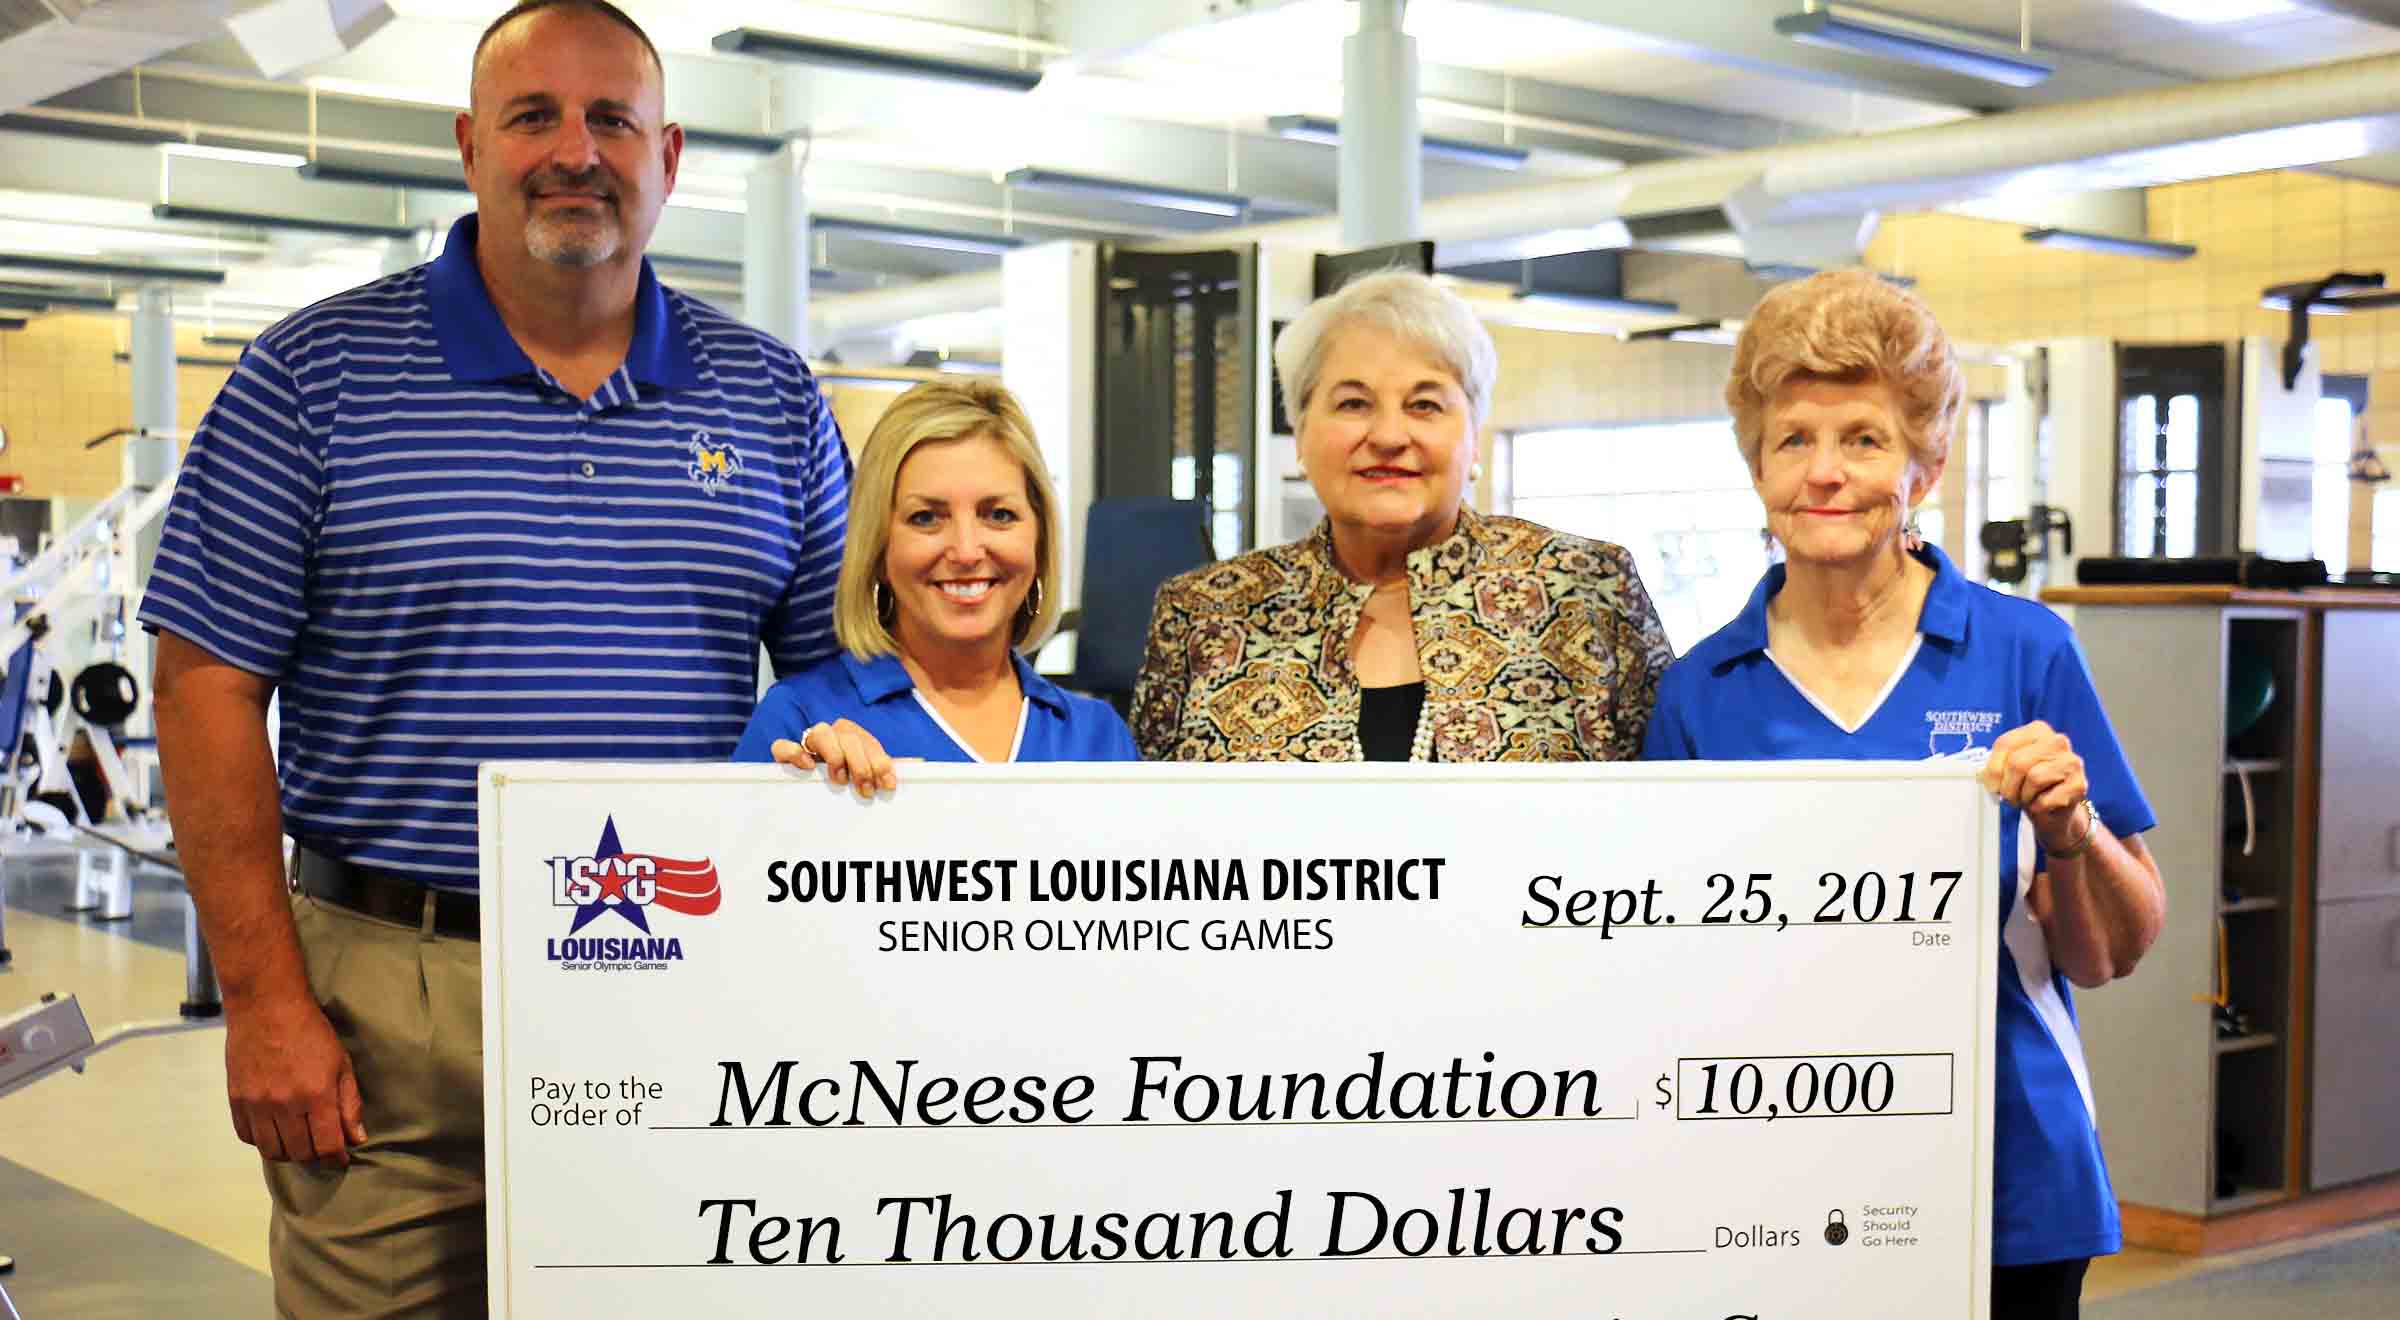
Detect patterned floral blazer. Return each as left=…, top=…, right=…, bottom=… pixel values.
left=1131, top=507, right=1674, bottom=762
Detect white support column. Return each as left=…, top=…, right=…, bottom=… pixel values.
left=127, top=286, right=177, bottom=486
left=1340, top=0, right=1421, bottom=249
left=123, top=286, right=179, bottom=726
left=745, top=142, right=812, bottom=354
left=2239, top=335, right=2320, bottom=559
left=1002, top=243, right=1098, bottom=618
left=2039, top=338, right=2118, bottom=610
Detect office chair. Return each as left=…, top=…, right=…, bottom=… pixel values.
left=1056, top=497, right=1216, bottom=714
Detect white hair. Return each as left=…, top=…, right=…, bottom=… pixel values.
left=1274, top=269, right=1497, bottom=432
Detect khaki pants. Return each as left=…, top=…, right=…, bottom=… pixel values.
left=262, top=893, right=485, bottom=1318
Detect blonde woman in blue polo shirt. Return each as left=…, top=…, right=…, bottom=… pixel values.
left=735, top=380, right=1138, bottom=783
left=1642, top=270, right=2166, bottom=1320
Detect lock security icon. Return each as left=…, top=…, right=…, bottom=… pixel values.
left=1824, top=1210, right=1849, bottom=1246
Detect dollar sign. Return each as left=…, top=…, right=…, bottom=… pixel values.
left=1654, top=1073, right=1673, bottom=1108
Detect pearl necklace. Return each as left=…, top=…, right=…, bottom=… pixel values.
left=1349, top=565, right=1433, bottom=762
left=1408, top=694, right=1435, bottom=763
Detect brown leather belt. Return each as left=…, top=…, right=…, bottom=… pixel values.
left=294, top=847, right=479, bottom=940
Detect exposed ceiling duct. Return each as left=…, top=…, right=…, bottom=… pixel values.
left=810, top=45, right=2400, bottom=333
left=811, top=269, right=1003, bottom=345
left=222, top=0, right=390, bottom=79
left=0, top=0, right=245, bottom=115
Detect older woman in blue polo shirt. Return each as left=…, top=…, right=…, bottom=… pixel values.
left=1642, top=270, right=2166, bottom=1320
left=735, top=380, right=1137, bottom=785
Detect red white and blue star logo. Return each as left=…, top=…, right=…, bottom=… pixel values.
left=547, top=816, right=721, bottom=934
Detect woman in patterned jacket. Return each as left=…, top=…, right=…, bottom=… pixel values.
left=1131, top=270, right=1673, bottom=763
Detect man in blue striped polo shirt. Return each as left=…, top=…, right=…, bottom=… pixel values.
left=140, top=2, right=848, bottom=1310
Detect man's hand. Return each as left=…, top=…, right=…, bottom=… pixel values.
left=225, top=990, right=367, bottom=1165
left=154, top=631, right=364, bottom=1162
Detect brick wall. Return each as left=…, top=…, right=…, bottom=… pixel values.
left=0, top=312, right=230, bottom=499
left=1869, top=169, right=2400, bottom=508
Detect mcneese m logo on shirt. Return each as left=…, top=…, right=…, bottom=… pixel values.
left=546, top=816, right=722, bottom=971
left=688, top=433, right=743, bottom=495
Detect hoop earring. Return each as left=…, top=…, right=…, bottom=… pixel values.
left=1022, top=577, right=1044, bottom=620
left=873, top=580, right=894, bottom=622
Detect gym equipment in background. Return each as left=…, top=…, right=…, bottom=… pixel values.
left=1979, top=504, right=2073, bottom=586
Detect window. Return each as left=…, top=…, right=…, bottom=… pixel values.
left=1510, top=420, right=1767, bottom=653
left=2318, top=376, right=2368, bottom=571
left=2119, top=393, right=2201, bottom=558
left=1171, top=452, right=1247, bottom=560
left=1984, top=398, right=2028, bottom=524
left=2116, top=345, right=2234, bottom=558
left=1961, top=397, right=2025, bottom=583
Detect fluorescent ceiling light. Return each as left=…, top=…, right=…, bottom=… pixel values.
left=1774, top=11, right=2051, bottom=88
left=161, top=143, right=308, bottom=169
left=0, top=111, right=177, bottom=149
left=200, top=295, right=306, bottom=314
left=653, top=253, right=743, bottom=275
left=712, top=28, right=1043, bottom=93
left=1511, top=288, right=1678, bottom=317
left=113, top=350, right=242, bottom=368
left=681, top=127, right=789, bottom=155
left=2022, top=227, right=2196, bottom=261
left=201, top=332, right=255, bottom=347
left=0, top=283, right=116, bottom=311
left=1002, top=167, right=1245, bottom=218
left=933, top=358, right=1001, bottom=375
left=0, top=215, right=267, bottom=256
left=305, top=76, right=463, bottom=109
left=816, top=217, right=1022, bottom=255
left=298, top=162, right=470, bottom=193
left=1265, top=115, right=1528, bottom=170
left=0, top=253, right=228, bottom=284
left=1623, top=320, right=1742, bottom=346
left=0, top=231, right=99, bottom=257
left=153, top=204, right=419, bottom=241
left=2130, top=0, right=2295, bottom=22
left=666, top=193, right=747, bottom=214
left=812, top=371, right=919, bottom=391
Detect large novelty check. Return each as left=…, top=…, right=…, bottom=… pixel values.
left=480, top=761, right=1996, bottom=1318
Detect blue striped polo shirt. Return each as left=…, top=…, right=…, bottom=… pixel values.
left=139, top=213, right=850, bottom=891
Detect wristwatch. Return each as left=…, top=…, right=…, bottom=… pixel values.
left=2044, top=799, right=2102, bottom=860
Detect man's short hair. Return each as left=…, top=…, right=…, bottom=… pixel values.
left=470, top=0, right=664, bottom=103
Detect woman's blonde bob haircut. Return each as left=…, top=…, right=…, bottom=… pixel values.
left=832, top=379, right=1063, bottom=661
left=1275, top=268, right=1498, bottom=433
left=1726, top=268, right=1965, bottom=476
